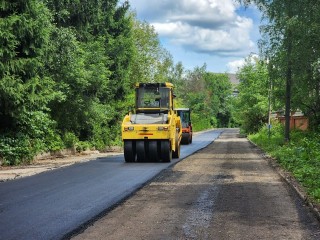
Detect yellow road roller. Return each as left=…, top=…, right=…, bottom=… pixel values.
left=122, top=83, right=182, bottom=162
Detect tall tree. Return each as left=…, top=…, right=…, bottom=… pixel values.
left=44, top=0, right=134, bottom=147
left=240, top=0, right=320, bottom=137
left=0, top=0, right=58, bottom=133
left=175, top=65, right=233, bottom=130
left=204, top=73, right=233, bottom=127
left=0, top=0, right=64, bottom=164
left=130, top=18, right=174, bottom=84
left=292, top=0, right=320, bottom=129
left=235, top=57, right=269, bottom=133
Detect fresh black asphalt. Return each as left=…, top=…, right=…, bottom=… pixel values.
left=0, top=129, right=223, bottom=240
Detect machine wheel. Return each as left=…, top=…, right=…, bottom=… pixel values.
left=172, top=141, right=180, bottom=158
left=136, top=140, right=147, bottom=162
left=161, top=140, right=172, bottom=162
left=189, top=134, right=192, bottom=144
left=148, top=141, right=159, bottom=162
left=124, top=140, right=136, bottom=162
left=181, top=135, right=188, bottom=145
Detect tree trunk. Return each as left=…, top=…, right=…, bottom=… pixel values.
left=284, top=2, right=293, bottom=142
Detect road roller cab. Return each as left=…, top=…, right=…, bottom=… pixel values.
left=122, top=83, right=182, bottom=162
left=176, top=108, right=192, bottom=144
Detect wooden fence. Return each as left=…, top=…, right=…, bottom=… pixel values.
left=276, top=112, right=309, bottom=130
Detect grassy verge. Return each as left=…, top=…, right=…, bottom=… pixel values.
left=248, top=122, right=320, bottom=204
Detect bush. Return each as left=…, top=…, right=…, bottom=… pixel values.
left=63, top=132, right=79, bottom=149
left=0, top=111, right=65, bottom=165
left=249, top=121, right=284, bottom=152
left=75, top=141, right=91, bottom=152
left=0, top=134, right=35, bottom=165
left=248, top=122, right=320, bottom=203
left=191, top=113, right=212, bottom=131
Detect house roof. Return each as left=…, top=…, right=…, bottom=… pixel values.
left=227, top=73, right=240, bottom=85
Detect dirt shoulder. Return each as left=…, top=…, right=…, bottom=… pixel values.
left=0, top=149, right=122, bottom=182
left=71, top=129, right=320, bottom=240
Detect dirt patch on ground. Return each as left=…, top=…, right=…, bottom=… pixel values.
left=72, top=129, right=320, bottom=240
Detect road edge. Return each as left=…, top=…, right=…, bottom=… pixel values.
left=247, top=138, right=320, bottom=222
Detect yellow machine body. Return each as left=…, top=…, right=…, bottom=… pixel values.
left=121, top=83, right=182, bottom=162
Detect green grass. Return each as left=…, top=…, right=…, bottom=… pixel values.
left=248, top=122, right=320, bottom=203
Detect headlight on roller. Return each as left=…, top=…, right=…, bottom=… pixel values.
left=158, top=126, right=168, bottom=131
left=124, top=126, right=134, bottom=131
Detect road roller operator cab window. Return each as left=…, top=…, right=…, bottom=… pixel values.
left=136, top=86, right=170, bottom=110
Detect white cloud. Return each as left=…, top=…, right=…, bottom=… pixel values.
left=129, top=0, right=260, bottom=72
left=130, top=0, right=255, bottom=57
left=167, top=0, right=236, bottom=26
left=131, top=0, right=237, bottom=24
left=227, top=54, right=260, bottom=73
left=227, top=59, right=246, bottom=73
left=153, top=18, right=254, bottom=56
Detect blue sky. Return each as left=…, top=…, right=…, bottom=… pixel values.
left=128, top=0, right=261, bottom=73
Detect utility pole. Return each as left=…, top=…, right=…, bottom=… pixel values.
left=268, top=78, right=272, bottom=139
left=284, top=1, right=293, bottom=142
left=267, top=58, right=272, bottom=139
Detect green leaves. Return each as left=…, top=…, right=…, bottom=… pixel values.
left=172, top=65, right=234, bottom=130
left=239, top=0, right=320, bottom=131
left=234, top=59, right=270, bottom=133
left=1, top=0, right=238, bottom=165
left=0, top=0, right=57, bottom=136
left=0, top=0, right=135, bottom=165
left=130, top=18, right=174, bottom=84
left=249, top=125, right=320, bottom=203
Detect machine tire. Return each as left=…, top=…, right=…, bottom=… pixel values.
left=161, top=140, right=172, bottom=162
left=181, top=136, right=185, bottom=144
left=136, top=140, right=147, bottom=162
left=148, top=141, right=159, bottom=162
left=124, top=140, right=136, bottom=162
left=181, top=135, right=188, bottom=144
left=189, top=134, right=192, bottom=144
left=172, top=141, right=180, bottom=158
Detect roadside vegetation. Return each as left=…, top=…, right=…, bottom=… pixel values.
left=0, top=0, right=234, bottom=165
left=236, top=56, right=320, bottom=204
left=249, top=123, right=320, bottom=203
left=172, top=65, right=235, bottom=132
left=236, top=1, right=320, bottom=204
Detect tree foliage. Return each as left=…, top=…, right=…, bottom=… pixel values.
left=173, top=65, right=234, bottom=131
left=130, top=18, right=173, bottom=84
left=0, top=0, right=136, bottom=165
left=0, top=0, right=235, bottom=165
left=0, top=0, right=64, bottom=164
left=239, top=0, right=320, bottom=136
left=234, top=57, right=269, bottom=133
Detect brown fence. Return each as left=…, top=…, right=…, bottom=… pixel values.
left=277, top=114, right=309, bottom=131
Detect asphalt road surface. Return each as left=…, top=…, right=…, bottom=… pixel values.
left=72, top=129, right=320, bottom=240
left=0, top=129, right=222, bottom=240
